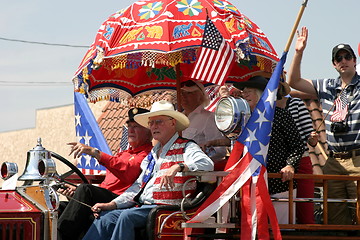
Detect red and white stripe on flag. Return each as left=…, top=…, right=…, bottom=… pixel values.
left=191, top=39, right=235, bottom=86
left=190, top=16, right=235, bottom=86
left=184, top=144, right=280, bottom=240
left=205, top=96, right=220, bottom=112
left=330, top=97, right=348, bottom=122
left=80, top=168, right=106, bottom=175
left=241, top=166, right=281, bottom=240
left=191, top=39, right=235, bottom=85
left=205, top=86, right=221, bottom=112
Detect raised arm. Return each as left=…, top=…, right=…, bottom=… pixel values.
left=287, top=26, right=317, bottom=97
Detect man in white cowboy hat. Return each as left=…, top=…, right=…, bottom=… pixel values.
left=82, top=100, right=214, bottom=240
left=180, top=80, right=227, bottom=166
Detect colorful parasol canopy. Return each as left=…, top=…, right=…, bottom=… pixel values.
left=73, top=0, right=279, bottom=105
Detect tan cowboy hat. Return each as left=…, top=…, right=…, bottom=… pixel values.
left=134, top=100, right=190, bottom=131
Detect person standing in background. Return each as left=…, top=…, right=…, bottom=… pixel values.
left=288, top=26, right=360, bottom=225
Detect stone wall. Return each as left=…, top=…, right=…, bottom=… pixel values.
left=0, top=101, right=106, bottom=187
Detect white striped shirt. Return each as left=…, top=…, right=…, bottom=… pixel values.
left=313, top=73, right=360, bottom=152
left=286, top=97, right=314, bottom=152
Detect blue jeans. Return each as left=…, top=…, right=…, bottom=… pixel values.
left=82, top=204, right=156, bottom=240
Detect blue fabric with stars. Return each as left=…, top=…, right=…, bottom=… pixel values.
left=237, top=52, right=287, bottom=175
left=142, top=152, right=155, bottom=187
left=74, top=92, right=111, bottom=171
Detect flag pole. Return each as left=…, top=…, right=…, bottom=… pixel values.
left=265, top=1, right=310, bottom=239
left=284, top=0, right=309, bottom=53
left=282, top=1, right=327, bottom=160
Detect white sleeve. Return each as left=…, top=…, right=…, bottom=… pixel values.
left=183, top=141, right=214, bottom=172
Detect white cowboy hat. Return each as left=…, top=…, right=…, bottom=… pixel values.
left=134, top=100, right=190, bottom=131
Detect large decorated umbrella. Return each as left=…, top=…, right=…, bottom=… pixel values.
left=73, top=0, right=279, bottom=105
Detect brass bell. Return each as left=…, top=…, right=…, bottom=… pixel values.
left=18, top=138, right=51, bottom=181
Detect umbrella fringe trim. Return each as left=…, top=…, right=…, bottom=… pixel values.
left=85, top=88, right=177, bottom=107
left=96, top=48, right=198, bottom=70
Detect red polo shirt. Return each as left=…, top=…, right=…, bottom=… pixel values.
left=98, top=143, right=152, bottom=195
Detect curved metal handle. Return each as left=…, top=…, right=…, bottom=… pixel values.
left=180, top=193, right=192, bottom=220
left=158, top=177, right=199, bottom=236
left=180, top=177, right=199, bottom=220
left=182, top=177, right=197, bottom=205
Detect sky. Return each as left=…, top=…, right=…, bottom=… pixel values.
left=0, top=0, right=359, bottom=133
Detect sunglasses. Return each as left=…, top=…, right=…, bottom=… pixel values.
left=335, top=54, right=353, bottom=63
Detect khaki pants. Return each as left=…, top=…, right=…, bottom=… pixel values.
left=322, top=155, right=360, bottom=225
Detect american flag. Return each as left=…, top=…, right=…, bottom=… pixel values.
left=204, top=85, right=220, bottom=112
left=119, top=125, right=129, bottom=151
left=185, top=52, right=288, bottom=240
left=190, top=16, right=235, bottom=86
left=205, top=85, right=237, bottom=112
left=330, top=90, right=348, bottom=122
left=74, top=92, right=111, bottom=175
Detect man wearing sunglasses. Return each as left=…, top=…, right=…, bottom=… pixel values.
left=288, top=26, right=359, bottom=225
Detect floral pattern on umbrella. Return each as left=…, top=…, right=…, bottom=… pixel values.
left=73, top=0, right=279, bottom=105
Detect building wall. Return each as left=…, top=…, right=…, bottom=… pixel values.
left=0, top=102, right=106, bottom=187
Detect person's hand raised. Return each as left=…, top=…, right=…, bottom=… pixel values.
left=307, top=131, right=319, bottom=147
left=295, top=26, right=308, bottom=54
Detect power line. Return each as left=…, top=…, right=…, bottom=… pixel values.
left=0, top=37, right=89, bottom=48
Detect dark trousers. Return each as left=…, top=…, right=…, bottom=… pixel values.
left=57, top=184, right=118, bottom=240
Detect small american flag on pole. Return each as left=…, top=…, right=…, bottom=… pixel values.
left=204, top=85, right=220, bottom=112
left=119, top=125, right=129, bottom=151
left=191, top=16, right=235, bottom=86
left=330, top=90, right=348, bottom=122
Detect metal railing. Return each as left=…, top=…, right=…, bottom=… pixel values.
left=183, top=172, right=360, bottom=239
left=269, top=173, right=360, bottom=232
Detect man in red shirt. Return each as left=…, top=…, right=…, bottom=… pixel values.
left=57, top=108, right=152, bottom=240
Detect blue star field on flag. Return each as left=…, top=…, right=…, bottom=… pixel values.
left=237, top=52, right=287, bottom=175
left=74, top=92, right=111, bottom=172
left=238, top=55, right=286, bottom=166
